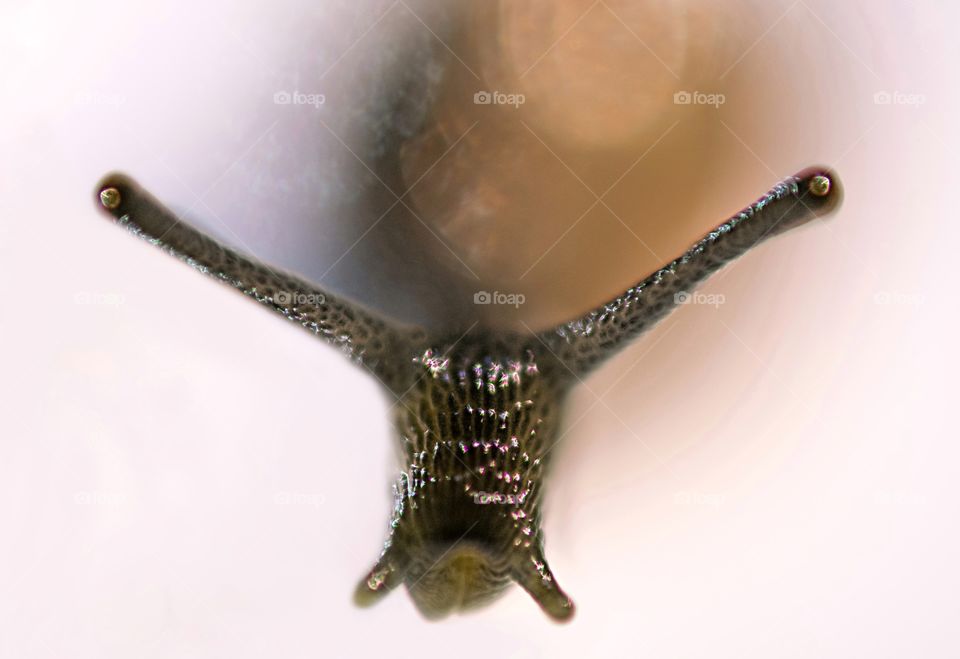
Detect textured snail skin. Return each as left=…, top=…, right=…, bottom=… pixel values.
left=94, top=167, right=842, bottom=622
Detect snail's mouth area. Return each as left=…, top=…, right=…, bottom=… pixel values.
left=406, top=542, right=513, bottom=619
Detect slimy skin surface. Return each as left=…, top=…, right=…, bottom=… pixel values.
left=95, top=167, right=841, bottom=622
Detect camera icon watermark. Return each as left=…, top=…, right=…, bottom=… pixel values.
left=674, top=490, right=725, bottom=507
left=674, top=291, right=725, bottom=308
left=275, top=291, right=326, bottom=306
left=73, top=90, right=126, bottom=108
left=471, top=490, right=527, bottom=505
left=873, top=489, right=927, bottom=506
left=274, top=90, right=326, bottom=108
left=673, top=90, right=726, bottom=108
left=474, top=290, right=526, bottom=308
left=73, top=291, right=126, bottom=306
left=473, top=90, right=526, bottom=108
left=74, top=491, right=128, bottom=506
left=873, top=90, right=926, bottom=107
left=274, top=491, right=325, bottom=507
left=872, top=290, right=924, bottom=307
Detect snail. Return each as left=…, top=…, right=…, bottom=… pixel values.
left=94, top=166, right=841, bottom=621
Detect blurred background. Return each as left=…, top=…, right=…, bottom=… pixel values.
left=1, top=0, right=957, bottom=656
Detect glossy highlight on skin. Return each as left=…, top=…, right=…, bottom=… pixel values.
left=94, top=166, right=842, bottom=622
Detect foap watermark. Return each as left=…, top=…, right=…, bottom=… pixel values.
left=674, top=90, right=726, bottom=108
left=674, top=490, right=726, bottom=507
left=474, top=90, right=526, bottom=108
left=274, top=491, right=325, bottom=507
left=474, top=290, right=526, bottom=308
left=873, top=290, right=924, bottom=307
left=873, top=90, right=926, bottom=107
left=74, top=291, right=125, bottom=306
left=274, top=90, right=326, bottom=108
left=73, top=90, right=126, bottom=108
left=675, top=291, right=725, bottom=308
left=471, top=490, right=527, bottom=505
left=275, top=291, right=326, bottom=306
left=873, top=489, right=927, bottom=507
left=74, top=491, right=128, bottom=506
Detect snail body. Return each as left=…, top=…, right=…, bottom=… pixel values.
left=95, top=168, right=841, bottom=621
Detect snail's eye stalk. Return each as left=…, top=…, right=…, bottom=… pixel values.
left=93, top=173, right=425, bottom=393
left=536, top=167, right=843, bottom=380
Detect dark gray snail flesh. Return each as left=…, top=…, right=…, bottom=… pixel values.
left=94, top=167, right=842, bottom=622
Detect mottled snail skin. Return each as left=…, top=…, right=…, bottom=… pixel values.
left=94, top=167, right=842, bottom=622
